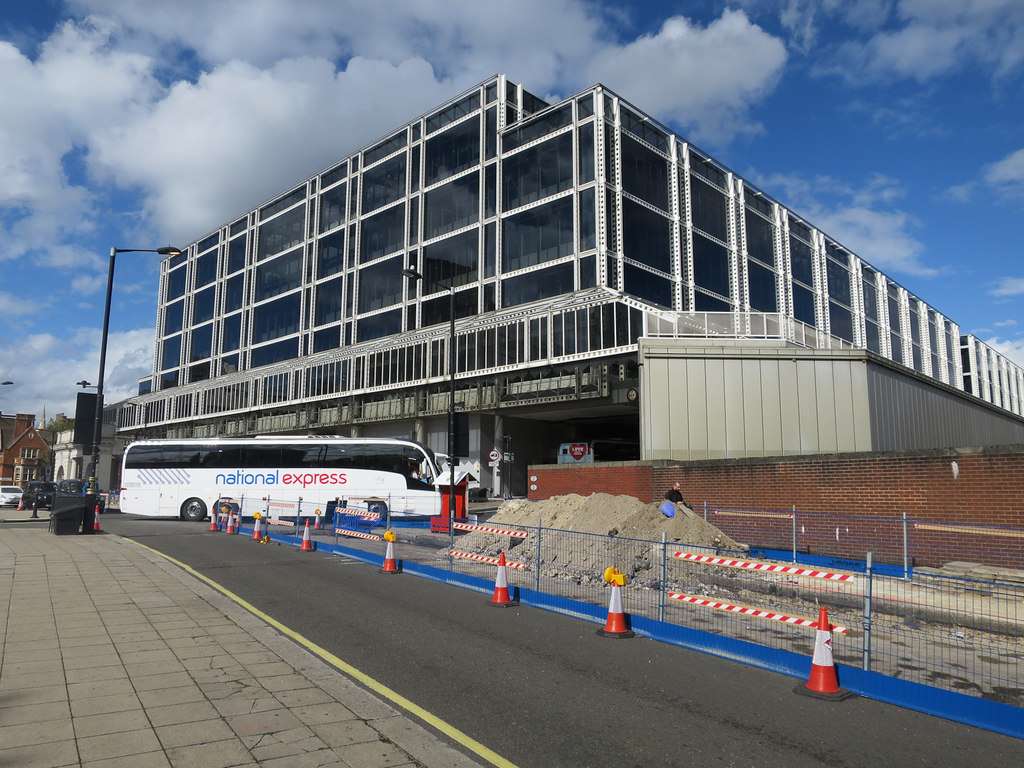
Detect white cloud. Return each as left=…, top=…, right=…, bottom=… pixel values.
left=585, top=11, right=788, bottom=146
left=989, top=277, right=1024, bottom=297
left=983, top=148, right=1024, bottom=199
left=827, top=0, right=1024, bottom=83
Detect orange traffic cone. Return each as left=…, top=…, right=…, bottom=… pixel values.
left=225, top=509, right=236, bottom=534
left=379, top=530, right=399, bottom=573
left=299, top=519, right=314, bottom=551
left=251, top=515, right=263, bottom=540
left=490, top=551, right=518, bottom=606
left=209, top=513, right=219, bottom=531
left=596, top=567, right=634, bottom=638
left=93, top=503, right=101, bottom=532
left=313, top=511, right=322, bottom=530
left=795, top=607, right=852, bottom=700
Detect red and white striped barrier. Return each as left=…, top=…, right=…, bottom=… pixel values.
left=451, top=521, right=529, bottom=538
left=449, top=550, right=527, bottom=569
left=668, top=592, right=848, bottom=633
left=336, top=507, right=382, bottom=520
left=334, top=528, right=382, bottom=541
left=673, top=552, right=855, bottom=582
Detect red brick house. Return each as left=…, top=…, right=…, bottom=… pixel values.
left=0, top=413, right=50, bottom=486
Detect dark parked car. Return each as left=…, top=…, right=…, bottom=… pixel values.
left=21, top=481, right=57, bottom=511
left=56, top=479, right=106, bottom=513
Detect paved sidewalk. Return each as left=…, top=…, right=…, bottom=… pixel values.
left=0, top=526, right=485, bottom=768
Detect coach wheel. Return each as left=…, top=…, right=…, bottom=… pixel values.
left=368, top=500, right=387, bottom=514
left=181, top=498, right=208, bottom=522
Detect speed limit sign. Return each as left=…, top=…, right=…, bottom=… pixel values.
left=488, top=448, right=501, bottom=462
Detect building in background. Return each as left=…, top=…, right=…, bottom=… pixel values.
left=0, top=413, right=50, bottom=485
left=118, top=75, right=1024, bottom=496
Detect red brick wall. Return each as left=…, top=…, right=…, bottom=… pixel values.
left=527, top=449, right=1024, bottom=569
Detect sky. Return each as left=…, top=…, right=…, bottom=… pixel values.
left=1, top=0, right=1023, bottom=423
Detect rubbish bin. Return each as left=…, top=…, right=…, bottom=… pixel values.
left=50, top=496, right=88, bottom=535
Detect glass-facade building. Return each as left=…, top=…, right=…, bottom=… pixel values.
left=121, top=74, right=1024, bottom=465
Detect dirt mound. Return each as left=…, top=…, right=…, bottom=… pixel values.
left=487, top=493, right=746, bottom=550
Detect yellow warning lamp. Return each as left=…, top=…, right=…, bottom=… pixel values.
left=603, top=567, right=626, bottom=586
left=384, top=529, right=397, bottom=543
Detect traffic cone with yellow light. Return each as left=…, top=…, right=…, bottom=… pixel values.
left=596, top=567, right=635, bottom=638
left=380, top=529, right=400, bottom=573
left=252, top=512, right=263, bottom=541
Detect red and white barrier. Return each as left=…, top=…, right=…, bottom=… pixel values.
left=668, top=592, right=848, bottom=634
left=673, top=552, right=855, bottom=582
left=335, top=528, right=382, bottom=541
left=451, top=521, right=529, bottom=538
left=449, top=550, right=527, bottom=569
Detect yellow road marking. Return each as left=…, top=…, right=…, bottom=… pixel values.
left=127, top=538, right=518, bottom=768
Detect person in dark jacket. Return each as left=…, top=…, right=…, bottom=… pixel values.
left=665, top=482, right=684, bottom=504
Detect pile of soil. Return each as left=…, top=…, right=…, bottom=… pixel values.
left=458, top=493, right=746, bottom=584
left=485, top=493, right=745, bottom=549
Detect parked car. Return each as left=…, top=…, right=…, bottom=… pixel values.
left=20, top=481, right=57, bottom=511
left=57, top=479, right=88, bottom=496
left=0, top=486, right=23, bottom=507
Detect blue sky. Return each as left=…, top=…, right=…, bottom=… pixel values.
left=2, top=0, right=1023, bottom=422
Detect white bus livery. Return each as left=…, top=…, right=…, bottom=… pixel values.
left=119, top=437, right=441, bottom=521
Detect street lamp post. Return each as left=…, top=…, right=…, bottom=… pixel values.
left=87, top=246, right=181, bottom=496
left=402, top=263, right=457, bottom=524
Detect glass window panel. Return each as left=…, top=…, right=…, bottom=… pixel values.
left=321, top=161, right=347, bottom=189
left=578, top=122, right=594, bottom=184
left=580, top=187, right=596, bottom=251
left=358, top=309, right=402, bottom=342
left=253, top=293, right=301, bottom=343
left=689, top=151, right=726, bottom=188
left=747, top=259, right=777, bottom=312
left=220, top=354, right=239, bottom=374
left=319, top=182, right=346, bottom=233
left=827, top=258, right=852, bottom=307
left=224, top=274, right=244, bottom=313
left=862, top=272, right=878, bottom=322
left=317, top=229, right=345, bottom=278
left=792, top=282, right=816, bottom=326
left=361, top=154, right=407, bottom=214
left=166, top=267, right=186, bottom=300
left=424, top=172, right=479, bottom=239
left=623, top=264, right=672, bottom=309
left=621, top=134, right=668, bottom=211
left=360, top=204, right=405, bottom=262
left=422, top=287, right=477, bottom=327
left=425, top=92, right=480, bottom=134
left=358, top=257, right=403, bottom=313
left=260, top=187, right=305, bottom=220
left=190, top=323, right=213, bottom=361
left=485, top=164, right=496, bottom=218
left=160, top=370, right=178, bottom=389
left=502, top=196, right=574, bottom=272
left=255, top=247, right=303, bottom=302
left=865, top=320, right=881, bottom=353
left=829, top=302, right=854, bottom=342
left=251, top=337, right=298, bottom=368
left=502, top=132, right=573, bottom=210
left=485, top=108, right=497, bottom=160
left=745, top=209, right=774, bottom=266
left=692, top=232, right=730, bottom=298
left=424, top=230, right=478, bottom=289
left=502, top=104, right=572, bottom=152
left=690, top=175, right=728, bottom=241
left=162, top=335, right=181, bottom=371
left=622, top=199, right=670, bottom=273
left=222, top=313, right=241, bottom=353
left=577, top=93, right=594, bottom=118
left=228, top=235, right=246, bottom=273
left=315, top=276, right=343, bottom=326
left=501, top=261, right=574, bottom=308
left=190, top=362, right=210, bottom=382
left=313, top=327, right=340, bottom=352
left=164, top=300, right=184, bottom=335
left=230, top=217, right=247, bottom=236
left=888, top=286, right=903, bottom=336
left=196, top=250, right=218, bottom=287
left=579, top=254, right=596, bottom=289
left=425, top=118, right=480, bottom=185
left=192, top=286, right=216, bottom=325
left=621, top=105, right=668, bottom=152
left=789, top=235, right=813, bottom=286
left=198, top=233, right=218, bottom=253
left=258, top=205, right=305, bottom=260
left=364, top=131, right=407, bottom=166
left=694, top=292, right=730, bottom=311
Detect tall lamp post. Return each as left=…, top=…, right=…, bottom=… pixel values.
left=87, top=246, right=181, bottom=495
left=401, top=263, right=457, bottom=524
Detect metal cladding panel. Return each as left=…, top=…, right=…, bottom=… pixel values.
left=758, top=359, right=784, bottom=455
left=686, top=359, right=710, bottom=459
left=795, top=362, right=820, bottom=453
left=742, top=360, right=765, bottom=457
left=723, top=358, right=746, bottom=458
left=643, top=354, right=675, bottom=460
left=778, top=360, right=802, bottom=454
left=867, top=363, right=1024, bottom=451
left=814, top=361, right=839, bottom=454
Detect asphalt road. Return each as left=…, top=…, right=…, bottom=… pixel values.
left=96, top=516, right=1021, bottom=768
